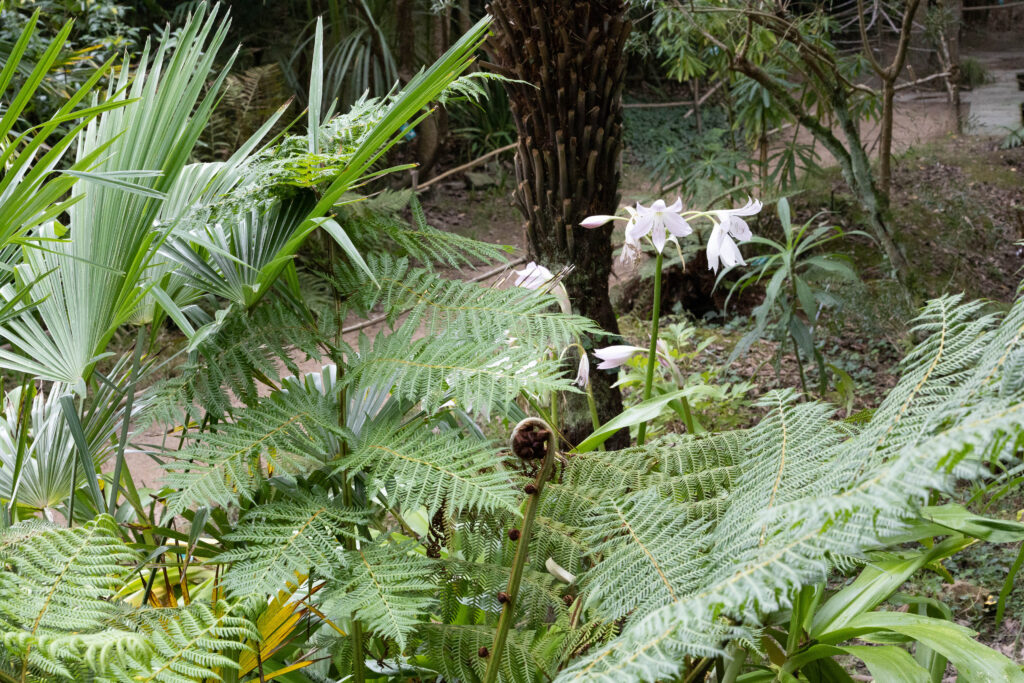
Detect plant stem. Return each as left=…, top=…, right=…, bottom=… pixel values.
left=637, top=250, right=664, bottom=446
left=585, top=387, right=602, bottom=436
left=341, top=472, right=365, bottom=683
left=996, top=541, right=1024, bottom=627
left=720, top=642, right=747, bottom=683
left=790, top=333, right=809, bottom=398
left=679, top=396, right=695, bottom=434
left=483, top=418, right=557, bottom=683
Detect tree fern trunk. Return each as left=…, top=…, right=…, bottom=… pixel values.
left=488, top=0, right=629, bottom=447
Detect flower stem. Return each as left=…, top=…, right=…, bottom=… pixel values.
left=679, top=395, right=695, bottom=434
left=585, top=387, right=602, bottom=444
left=483, top=419, right=557, bottom=683
left=637, top=250, right=664, bottom=446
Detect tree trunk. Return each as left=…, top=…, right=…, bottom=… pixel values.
left=878, top=80, right=896, bottom=198
left=488, top=0, right=630, bottom=448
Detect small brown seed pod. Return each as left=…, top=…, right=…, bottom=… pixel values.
left=497, top=591, right=511, bottom=604
left=508, top=528, right=521, bottom=541
left=478, top=646, right=490, bottom=658
left=524, top=483, right=538, bottom=494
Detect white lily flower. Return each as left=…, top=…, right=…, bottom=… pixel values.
left=706, top=197, right=762, bottom=273
left=513, top=261, right=555, bottom=289
left=630, top=198, right=692, bottom=254
left=593, top=345, right=646, bottom=370
left=513, top=261, right=572, bottom=314
left=574, top=353, right=590, bottom=388
left=619, top=206, right=643, bottom=267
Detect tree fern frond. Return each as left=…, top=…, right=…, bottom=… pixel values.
left=220, top=493, right=366, bottom=597
left=0, top=516, right=136, bottom=638
left=161, top=385, right=345, bottom=517
left=121, top=601, right=256, bottom=682
left=419, top=623, right=550, bottom=683
left=347, top=322, right=577, bottom=417
left=345, top=418, right=517, bottom=515
left=324, top=541, right=436, bottom=649
left=340, top=191, right=512, bottom=269
left=582, top=490, right=709, bottom=621
left=338, top=255, right=597, bottom=349
left=439, top=557, right=568, bottom=626
left=145, top=298, right=323, bottom=420
left=555, top=294, right=1024, bottom=683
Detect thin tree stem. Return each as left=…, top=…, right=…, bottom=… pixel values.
left=790, top=333, right=809, bottom=398
left=483, top=419, right=557, bottom=683
left=637, top=251, right=664, bottom=445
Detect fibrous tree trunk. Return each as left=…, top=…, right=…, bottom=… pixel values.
left=487, top=0, right=630, bottom=447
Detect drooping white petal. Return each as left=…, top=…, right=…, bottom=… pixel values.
left=706, top=224, right=726, bottom=273
left=551, top=284, right=572, bottom=315
left=725, top=215, right=752, bottom=241
left=718, top=231, right=745, bottom=270
left=513, top=261, right=554, bottom=290
left=593, top=345, right=646, bottom=370
left=667, top=197, right=683, bottom=213
left=732, top=197, right=763, bottom=216
left=574, top=353, right=590, bottom=388
left=580, top=214, right=619, bottom=229
left=664, top=212, right=692, bottom=238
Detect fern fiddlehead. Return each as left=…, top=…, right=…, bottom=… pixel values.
left=484, top=418, right=558, bottom=683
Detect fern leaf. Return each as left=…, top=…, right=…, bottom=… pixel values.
left=324, top=541, right=436, bottom=649
left=122, top=602, right=256, bottom=682
left=346, top=418, right=518, bottom=515
left=161, top=385, right=346, bottom=517
left=0, top=515, right=136, bottom=637
left=220, top=493, right=366, bottom=597
left=347, top=322, right=577, bottom=417
left=419, top=623, right=551, bottom=683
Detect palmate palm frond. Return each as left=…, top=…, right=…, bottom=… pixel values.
left=0, top=372, right=127, bottom=516
left=0, top=11, right=127, bottom=259
left=0, top=4, right=234, bottom=386
left=554, top=292, right=1024, bottom=682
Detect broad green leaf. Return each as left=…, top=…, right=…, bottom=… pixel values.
left=810, top=536, right=968, bottom=638
left=840, top=645, right=929, bottom=683
left=820, top=612, right=1024, bottom=682
left=918, top=504, right=1024, bottom=543
left=573, top=388, right=715, bottom=453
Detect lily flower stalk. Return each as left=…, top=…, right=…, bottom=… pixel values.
left=582, top=197, right=762, bottom=444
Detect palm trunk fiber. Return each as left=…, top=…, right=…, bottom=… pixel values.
left=487, top=0, right=630, bottom=448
